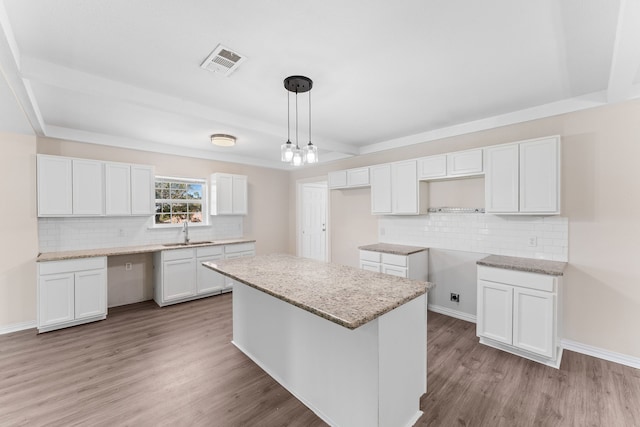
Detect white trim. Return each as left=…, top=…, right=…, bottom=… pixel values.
left=0, top=320, right=36, bottom=335
left=428, top=304, right=477, bottom=324
left=561, top=339, right=640, bottom=370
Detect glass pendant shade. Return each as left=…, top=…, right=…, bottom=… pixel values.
left=281, top=141, right=294, bottom=162
left=303, top=142, right=318, bottom=164
left=291, top=148, right=303, bottom=167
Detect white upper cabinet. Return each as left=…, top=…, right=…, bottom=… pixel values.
left=418, top=149, right=483, bottom=180
left=130, top=165, right=155, bottom=215
left=370, top=164, right=392, bottom=214
left=38, top=154, right=154, bottom=217
left=485, top=136, right=560, bottom=215
left=72, top=159, right=104, bottom=216
left=210, top=173, right=248, bottom=215
left=105, top=162, right=131, bottom=215
left=371, top=160, right=426, bottom=215
left=519, top=137, right=560, bottom=213
left=328, top=167, right=369, bottom=189
left=38, top=155, right=73, bottom=216
left=418, top=155, right=447, bottom=179
left=485, top=143, right=520, bottom=213
left=447, top=149, right=483, bottom=177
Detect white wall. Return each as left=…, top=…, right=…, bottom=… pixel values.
left=0, top=133, right=38, bottom=330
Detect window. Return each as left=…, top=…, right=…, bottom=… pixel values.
left=155, top=177, right=206, bottom=225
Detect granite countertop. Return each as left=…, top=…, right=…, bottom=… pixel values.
left=203, top=254, right=433, bottom=330
left=477, top=255, right=567, bottom=276
left=358, top=243, right=428, bottom=256
left=37, top=239, right=256, bottom=262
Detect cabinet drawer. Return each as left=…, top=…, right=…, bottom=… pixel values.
left=360, top=250, right=381, bottom=262
left=383, top=265, right=408, bottom=278
left=162, top=248, right=195, bottom=261
left=360, top=261, right=382, bottom=273
left=225, top=242, right=255, bottom=254
left=39, top=257, right=106, bottom=275
left=197, top=245, right=224, bottom=257
left=477, top=266, right=556, bottom=292
left=382, top=253, right=407, bottom=267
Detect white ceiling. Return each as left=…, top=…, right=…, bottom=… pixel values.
left=1, top=0, right=639, bottom=169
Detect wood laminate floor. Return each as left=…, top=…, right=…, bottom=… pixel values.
left=1, top=295, right=638, bottom=427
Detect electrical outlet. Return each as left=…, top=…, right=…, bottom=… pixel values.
left=528, top=236, right=537, bottom=247
left=125, top=262, right=132, bottom=271
left=450, top=293, right=460, bottom=303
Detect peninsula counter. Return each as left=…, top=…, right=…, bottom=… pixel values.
left=203, top=254, right=432, bottom=427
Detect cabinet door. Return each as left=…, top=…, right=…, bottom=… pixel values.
left=38, top=155, right=73, bottom=216
left=39, top=273, right=75, bottom=327
left=163, top=258, right=197, bottom=301
left=519, top=138, right=559, bottom=213
left=370, top=164, right=392, bottom=214
left=197, top=254, right=225, bottom=294
left=232, top=175, right=248, bottom=215
left=392, top=160, right=418, bottom=214
left=217, top=174, right=234, bottom=215
left=418, top=155, right=447, bottom=179
left=328, top=171, right=347, bottom=189
left=513, top=287, right=555, bottom=358
left=360, top=261, right=382, bottom=273
left=75, top=269, right=107, bottom=320
left=447, top=149, right=483, bottom=176
left=105, top=163, right=131, bottom=215
left=485, top=144, right=519, bottom=213
left=131, top=165, right=155, bottom=215
left=72, top=159, right=104, bottom=215
left=477, top=280, right=513, bottom=345
left=347, top=168, right=369, bottom=187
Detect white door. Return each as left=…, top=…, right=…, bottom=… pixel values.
left=131, top=165, right=155, bottom=215
left=37, top=155, right=73, bottom=216
left=197, top=254, right=225, bottom=294
left=232, top=175, right=248, bottom=214
left=74, top=269, right=107, bottom=320
left=513, top=287, right=555, bottom=358
left=39, top=273, right=75, bottom=327
left=519, top=137, right=559, bottom=213
left=477, top=280, right=513, bottom=345
left=392, top=160, right=418, bottom=214
left=370, top=164, right=392, bottom=214
left=72, top=159, right=104, bottom=215
left=105, top=162, right=131, bottom=215
left=163, top=258, right=197, bottom=301
left=485, top=144, right=519, bottom=213
left=301, top=183, right=328, bottom=262
left=217, top=174, right=234, bottom=214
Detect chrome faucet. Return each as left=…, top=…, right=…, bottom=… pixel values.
left=183, top=221, right=190, bottom=244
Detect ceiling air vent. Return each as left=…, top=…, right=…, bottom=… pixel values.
left=200, top=44, right=246, bottom=76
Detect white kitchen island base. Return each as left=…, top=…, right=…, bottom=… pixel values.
left=232, top=281, right=427, bottom=427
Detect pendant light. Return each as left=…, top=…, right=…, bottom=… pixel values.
left=282, top=76, right=316, bottom=166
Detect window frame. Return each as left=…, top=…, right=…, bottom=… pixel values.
left=153, top=176, right=208, bottom=227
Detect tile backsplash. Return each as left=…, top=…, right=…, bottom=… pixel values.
left=38, top=216, right=243, bottom=252
left=379, top=213, right=568, bottom=261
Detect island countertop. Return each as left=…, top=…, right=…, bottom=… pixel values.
left=203, top=254, right=432, bottom=330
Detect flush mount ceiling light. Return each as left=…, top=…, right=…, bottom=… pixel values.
left=211, top=134, right=236, bottom=147
left=281, top=76, right=317, bottom=166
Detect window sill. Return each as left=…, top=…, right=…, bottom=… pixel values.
left=148, top=223, right=212, bottom=230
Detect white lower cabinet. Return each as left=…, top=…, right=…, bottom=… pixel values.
left=359, top=250, right=428, bottom=281
left=476, top=266, right=561, bottom=367
left=38, top=257, right=107, bottom=332
left=154, top=242, right=255, bottom=306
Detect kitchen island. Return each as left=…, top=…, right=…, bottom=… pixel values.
left=203, top=254, right=432, bottom=427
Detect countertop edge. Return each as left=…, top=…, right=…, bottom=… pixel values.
left=477, top=256, right=567, bottom=276
left=37, top=239, right=257, bottom=262
left=358, top=243, right=428, bottom=256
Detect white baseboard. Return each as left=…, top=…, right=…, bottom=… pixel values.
left=0, top=320, right=36, bottom=335
left=561, top=339, right=640, bottom=370
left=428, top=304, right=477, bottom=323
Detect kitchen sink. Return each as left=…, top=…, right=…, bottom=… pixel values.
left=162, top=241, right=214, bottom=247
